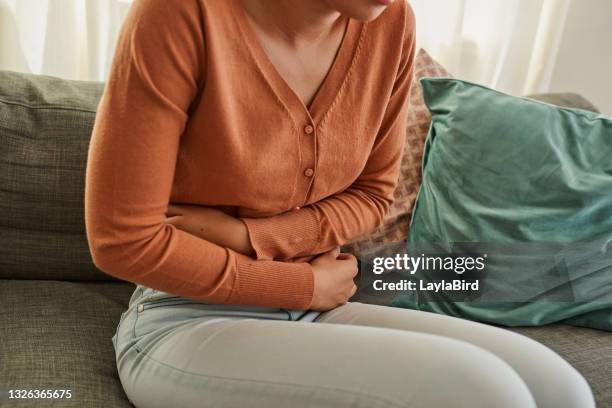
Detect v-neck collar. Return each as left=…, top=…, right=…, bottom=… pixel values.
left=232, top=0, right=364, bottom=125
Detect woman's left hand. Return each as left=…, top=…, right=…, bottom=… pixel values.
left=165, top=204, right=255, bottom=257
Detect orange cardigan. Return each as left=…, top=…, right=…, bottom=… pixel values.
left=85, top=0, right=416, bottom=310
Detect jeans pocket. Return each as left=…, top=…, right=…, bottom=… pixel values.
left=132, top=298, right=181, bottom=339
left=132, top=297, right=293, bottom=339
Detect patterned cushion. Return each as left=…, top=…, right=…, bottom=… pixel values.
left=0, top=70, right=112, bottom=280
left=342, top=49, right=452, bottom=255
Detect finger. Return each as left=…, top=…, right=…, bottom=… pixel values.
left=336, top=252, right=354, bottom=261
left=338, top=253, right=358, bottom=269
left=349, top=284, right=358, bottom=298
left=319, top=247, right=340, bottom=259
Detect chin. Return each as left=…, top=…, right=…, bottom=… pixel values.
left=327, top=0, right=395, bottom=22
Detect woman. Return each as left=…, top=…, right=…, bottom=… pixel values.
left=84, top=0, right=595, bottom=407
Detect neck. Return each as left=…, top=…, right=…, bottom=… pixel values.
left=239, top=0, right=345, bottom=45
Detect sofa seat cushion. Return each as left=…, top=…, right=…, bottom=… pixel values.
left=2, top=279, right=610, bottom=407
left=1, top=279, right=135, bottom=407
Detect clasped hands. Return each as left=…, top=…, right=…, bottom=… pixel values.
left=165, top=203, right=358, bottom=310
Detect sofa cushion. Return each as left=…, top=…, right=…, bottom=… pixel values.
left=0, top=279, right=136, bottom=407
left=1, top=278, right=609, bottom=408
left=398, top=77, right=612, bottom=330
left=0, top=70, right=113, bottom=281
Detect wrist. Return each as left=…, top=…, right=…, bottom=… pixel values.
left=232, top=252, right=315, bottom=309
left=234, top=218, right=255, bottom=257
left=241, top=208, right=321, bottom=261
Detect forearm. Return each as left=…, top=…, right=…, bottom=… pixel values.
left=165, top=204, right=255, bottom=256
left=241, top=185, right=395, bottom=261
left=164, top=204, right=321, bottom=262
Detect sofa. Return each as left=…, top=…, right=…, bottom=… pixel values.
left=0, top=70, right=610, bottom=408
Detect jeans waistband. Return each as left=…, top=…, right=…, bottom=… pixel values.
left=128, top=284, right=321, bottom=322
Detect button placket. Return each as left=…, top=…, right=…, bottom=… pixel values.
left=303, top=123, right=316, bottom=179
left=295, top=119, right=317, bottom=206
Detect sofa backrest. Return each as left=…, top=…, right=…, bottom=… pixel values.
left=0, top=70, right=116, bottom=281
left=0, top=69, right=601, bottom=282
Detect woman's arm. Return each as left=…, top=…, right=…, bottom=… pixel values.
left=85, top=0, right=314, bottom=309
left=241, top=8, right=417, bottom=261
left=164, top=204, right=256, bottom=257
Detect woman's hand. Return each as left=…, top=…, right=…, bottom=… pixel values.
left=308, top=247, right=358, bottom=311
left=167, top=204, right=358, bottom=311
left=165, top=204, right=255, bottom=257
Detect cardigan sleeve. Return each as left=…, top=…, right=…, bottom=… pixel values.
left=241, top=6, right=417, bottom=261
left=85, top=0, right=314, bottom=309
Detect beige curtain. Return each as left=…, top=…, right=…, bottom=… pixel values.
left=0, top=0, right=581, bottom=98
left=0, top=0, right=131, bottom=81
left=410, top=0, right=571, bottom=95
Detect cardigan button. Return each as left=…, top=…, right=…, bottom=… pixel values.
left=304, top=125, right=314, bottom=134
left=304, top=168, right=314, bottom=177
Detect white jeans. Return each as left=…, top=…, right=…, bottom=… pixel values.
left=112, top=287, right=595, bottom=408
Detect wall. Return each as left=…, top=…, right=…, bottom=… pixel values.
left=549, top=0, right=612, bottom=115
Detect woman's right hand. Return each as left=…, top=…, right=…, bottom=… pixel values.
left=308, top=247, right=358, bottom=311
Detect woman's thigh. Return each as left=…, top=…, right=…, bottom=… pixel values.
left=316, top=302, right=595, bottom=408
left=113, top=299, right=535, bottom=408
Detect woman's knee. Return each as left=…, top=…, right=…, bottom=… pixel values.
left=339, top=304, right=593, bottom=408
left=379, top=332, right=537, bottom=408
left=557, top=366, right=596, bottom=408
left=526, top=346, right=595, bottom=408
left=497, top=331, right=595, bottom=408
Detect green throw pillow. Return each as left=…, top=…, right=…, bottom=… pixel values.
left=393, top=77, right=612, bottom=331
